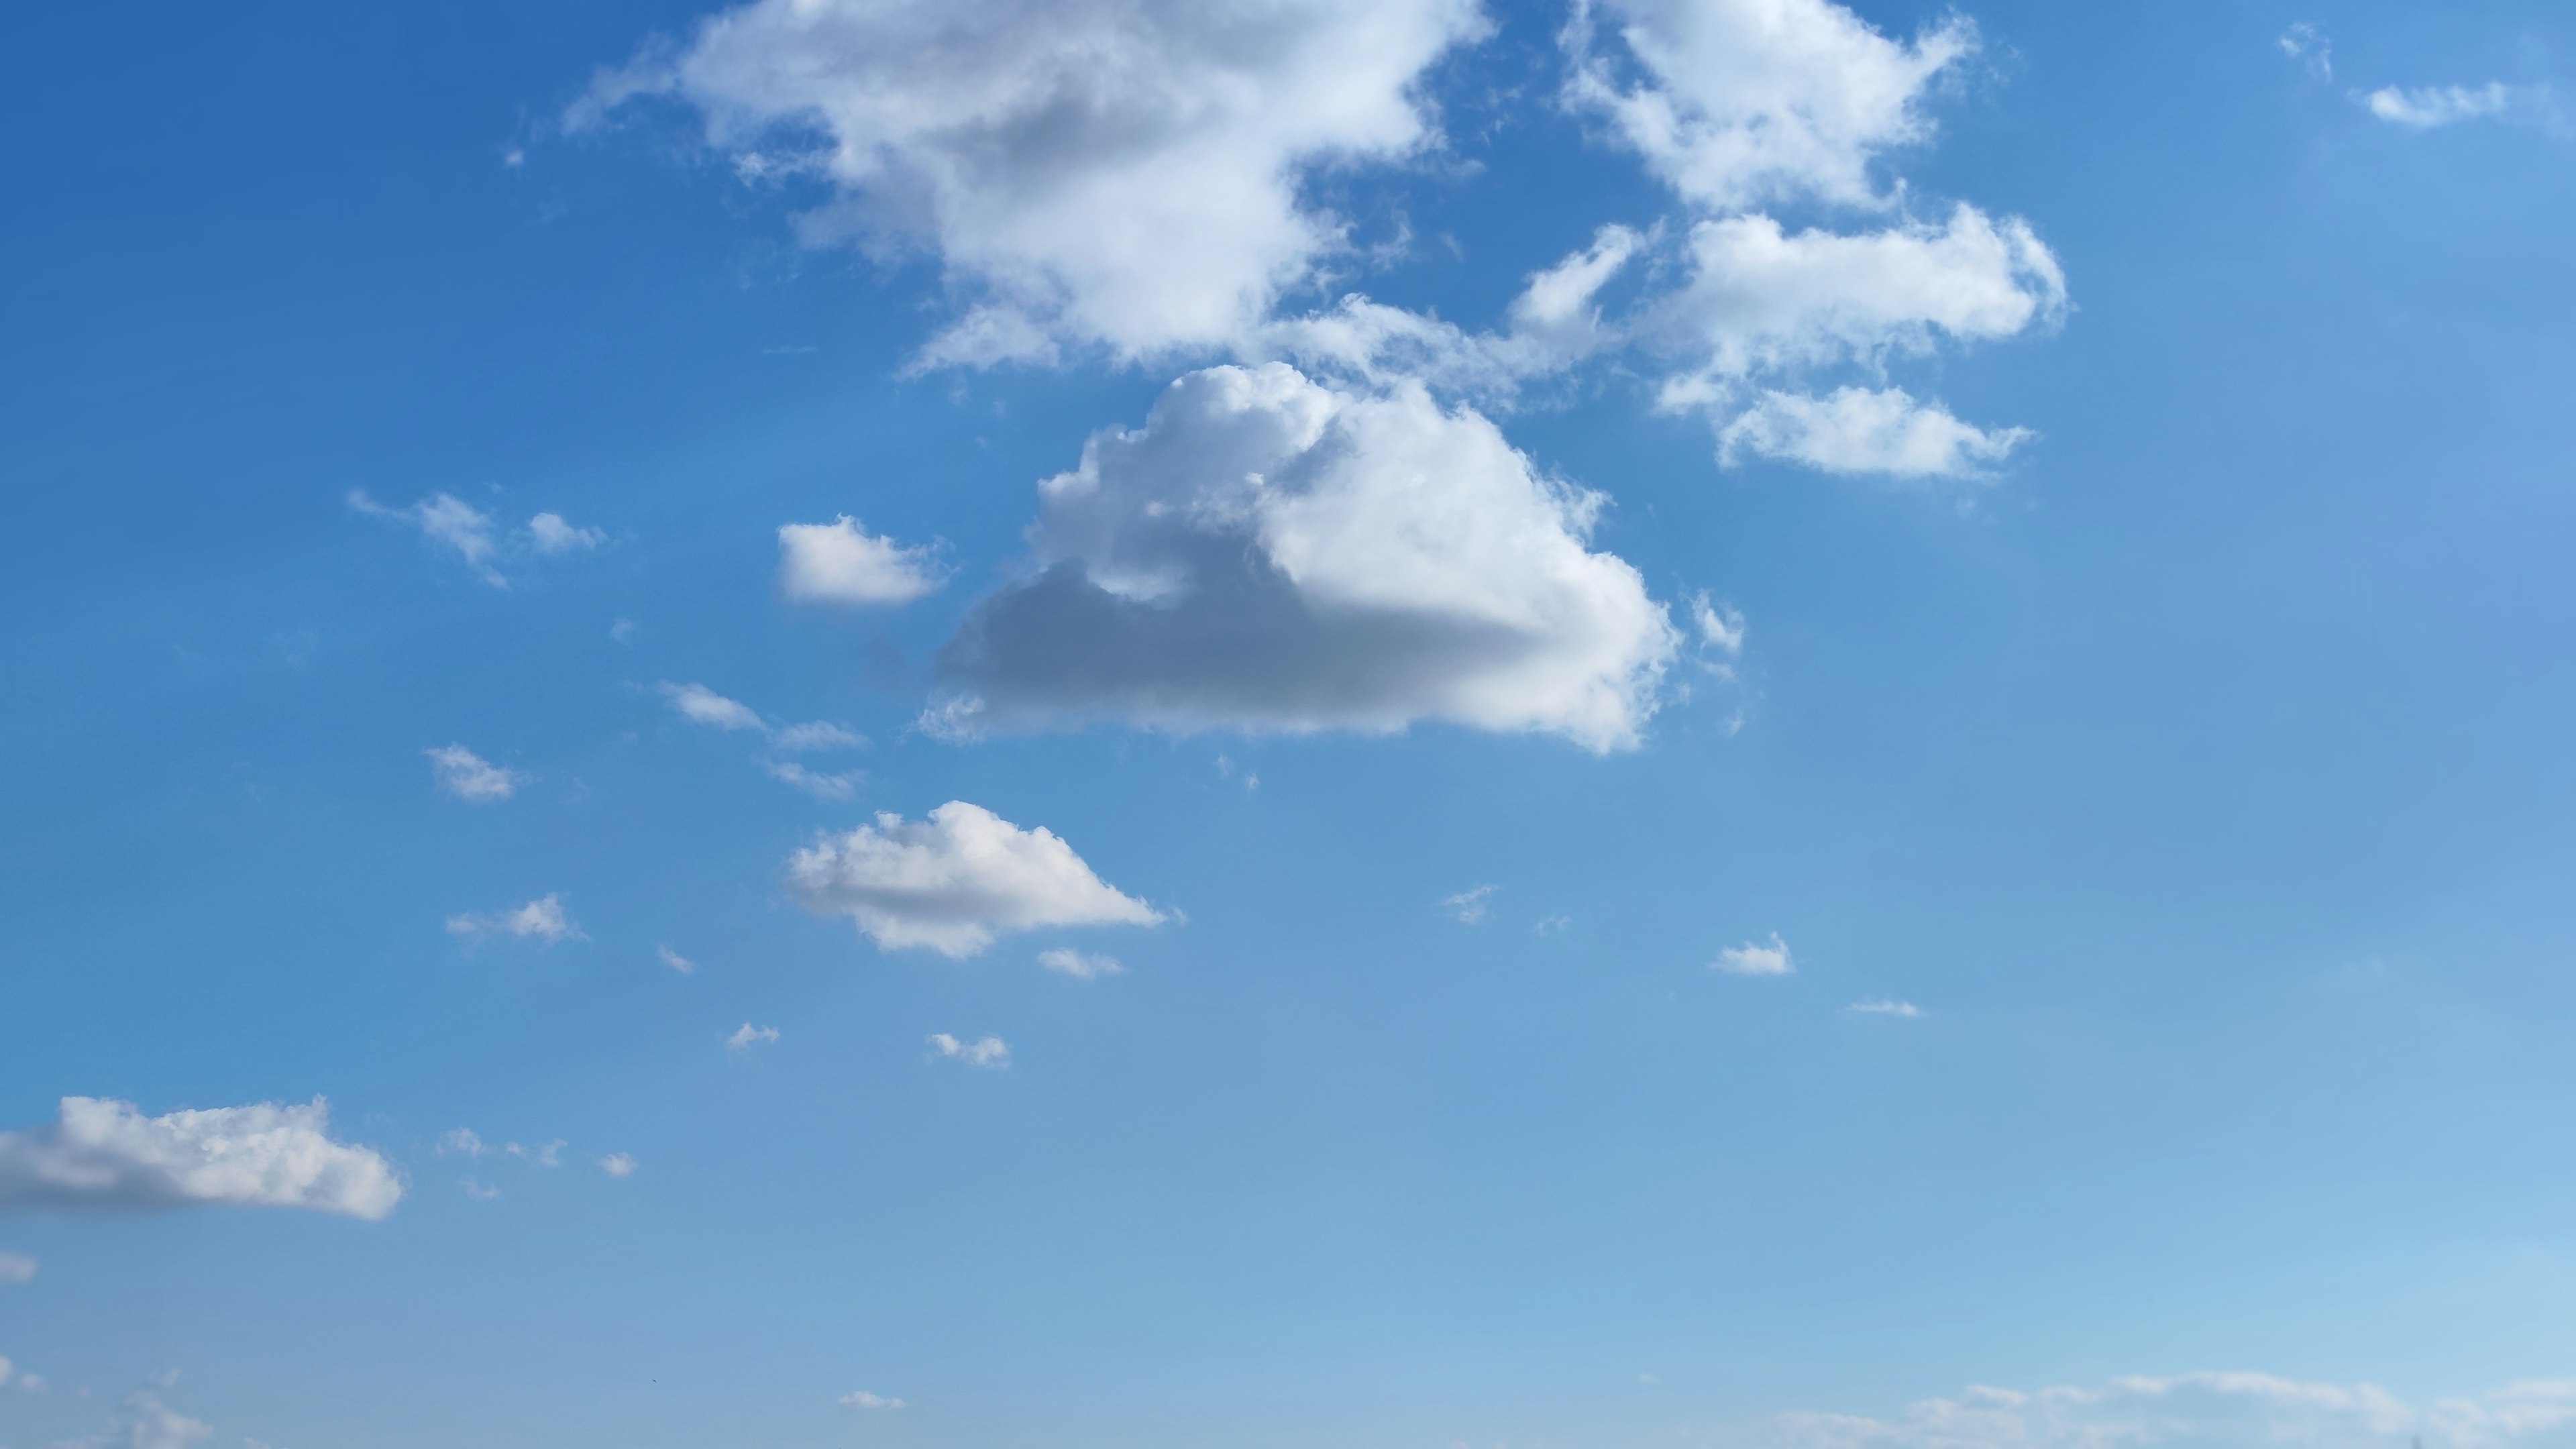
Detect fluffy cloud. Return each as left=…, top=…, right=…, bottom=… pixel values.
left=0, top=1097, right=401, bottom=1220
left=1567, top=0, right=1977, bottom=211
left=1719, top=386, right=2031, bottom=478
left=348, top=491, right=605, bottom=587
left=1036, top=947, right=1126, bottom=980
left=0, top=1250, right=33, bottom=1283
left=526, top=511, right=605, bottom=554
left=727, top=1022, right=781, bottom=1050
left=1776, top=1371, right=2576, bottom=1448
left=425, top=744, right=523, bottom=802
left=582, top=0, right=1487, bottom=364
left=928, top=1033, right=1010, bottom=1068
left=446, top=894, right=584, bottom=945
left=1713, top=932, right=1793, bottom=975
left=778, top=517, right=947, bottom=605
left=598, top=1152, right=637, bottom=1177
left=2363, top=83, right=2564, bottom=134
left=933, top=364, right=1680, bottom=751
left=788, top=802, right=1163, bottom=956
left=659, top=682, right=767, bottom=733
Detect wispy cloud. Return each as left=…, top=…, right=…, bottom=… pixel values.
left=0, top=1250, right=35, bottom=1284
left=840, top=1390, right=907, bottom=1411
left=446, top=894, right=584, bottom=946
left=2277, top=23, right=2331, bottom=80
left=2362, top=82, right=2565, bottom=135
left=657, top=944, right=697, bottom=974
left=727, top=1022, right=780, bottom=1050
left=1714, top=932, right=1795, bottom=976
left=661, top=683, right=867, bottom=797
left=425, top=744, right=524, bottom=802
left=1845, top=997, right=1925, bottom=1018
left=350, top=490, right=608, bottom=588
left=929, top=1034, right=1010, bottom=1069
left=1038, top=947, right=1126, bottom=981
left=1442, top=884, right=1498, bottom=924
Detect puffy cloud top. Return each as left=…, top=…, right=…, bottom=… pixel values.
left=0, top=1097, right=401, bottom=1220
left=936, top=364, right=1679, bottom=750
left=788, top=801, right=1164, bottom=957
left=777, top=517, right=947, bottom=604
left=586, top=0, right=1487, bottom=365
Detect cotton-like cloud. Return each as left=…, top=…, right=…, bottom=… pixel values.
left=1845, top=997, right=1922, bottom=1018
left=598, top=1152, right=637, bottom=1177
left=526, top=511, right=606, bottom=554
left=787, top=801, right=1163, bottom=957
left=0, top=1250, right=34, bottom=1283
left=1567, top=0, right=1978, bottom=211
left=1719, top=386, right=2032, bottom=478
left=727, top=1023, right=781, bottom=1050
left=2363, top=83, right=2563, bottom=134
left=928, top=1033, right=1010, bottom=1068
left=841, top=1390, right=907, bottom=1410
left=778, top=517, right=947, bottom=605
left=1036, top=947, right=1126, bottom=981
left=0, top=1096, right=402, bottom=1220
left=581, top=0, right=1487, bottom=366
left=1713, top=932, right=1793, bottom=975
left=446, top=894, right=584, bottom=945
left=425, top=744, right=524, bottom=802
left=1776, top=1371, right=2576, bottom=1448
left=933, top=364, right=1680, bottom=751
left=348, top=491, right=606, bottom=587
left=659, top=682, right=767, bottom=733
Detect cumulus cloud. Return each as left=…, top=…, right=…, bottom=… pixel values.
left=446, top=894, right=584, bottom=945
left=788, top=801, right=1163, bottom=957
left=779, top=517, right=947, bottom=605
left=841, top=1390, right=908, bottom=1410
left=349, top=491, right=606, bottom=587
left=1713, top=932, right=1793, bottom=975
left=597, top=1152, right=637, bottom=1177
left=527, top=511, right=606, bottom=554
left=0, top=1250, right=34, bottom=1283
left=1845, top=997, right=1923, bottom=1018
left=1776, top=1371, right=2576, bottom=1448
left=659, top=682, right=767, bottom=733
left=580, top=0, right=1487, bottom=365
left=0, top=1097, right=401, bottom=1220
left=933, top=364, right=1680, bottom=751
left=1567, top=0, right=1978, bottom=211
left=425, top=744, right=524, bottom=802
left=1719, top=386, right=2032, bottom=478
left=727, top=1022, right=781, bottom=1050
left=2363, top=83, right=2565, bottom=134
left=929, top=1033, right=1010, bottom=1068
left=1037, top=947, right=1126, bottom=980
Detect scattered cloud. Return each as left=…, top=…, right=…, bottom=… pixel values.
left=787, top=801, right=1164, bottom=957
left=1536, top=914, right=1574, bottom=934
left=461, top=1177, right=500, bottom=1201
left=504, top=1140, right=565, bottom=1167
left=658, top=945, right=698, bottom=974
left=929, top=1034, right=1010, bottom=1069
left=2277, top=22, right=2331, bottom=80
left=349, top=491, right=606, bottom=587
left=597, top=1152, right=637, bottom=1177
left=446, top=893, right=585, bottom=946
left=762, top=759, right=863, bottom=800
left=778, top=517, right=947, bottom=606
left=425, top=744, right=524, bottom=802
left=62, top=1389, right=214, bottom=1449
left=932, top=364, right=1680, bottom=751
left=2362, top=83, right=2565, bottom=135
left=1037, top=947, right=1126, bottom=981
left=436, top=1128, right=487, bottom=1158
left=1774, top=1371, right=2576, bottom=1448
left=1720, top=386, right=2032, bottom=478
left=840, top=1390, right=907, bottom=1411
left=1443, top=884, right=1499, bottom=924
left=578, top=0, right=1487, bottom=366
left=727, top=1022, right=781, bottom=1050
left=662, top=684, right=868, bottom=796
left=1714, top=932, right=1794, bottom=975
left=0, top=1250, right=34, bottom=1283
left=1845, top=997, right=1923, bottom=1018
left=772, top=720, right=867, bottom=753
left=659, top=682, right=767, bottom=733
left=526, top=511, right=606, bottom=554
left=0, top=1096, right=401, bottom=1220
left=610, top=616, right=639, bottom=644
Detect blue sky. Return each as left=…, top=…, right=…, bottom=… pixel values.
left=5, top=1, right=2576, bottom=1446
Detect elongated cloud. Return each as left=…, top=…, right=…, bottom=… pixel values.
left=788, top=802, right=1163, bottom=957
left=1719, top=387, right=2031, bottom=478
left=934, top=364, right=1680, bottom=751
left=447, top=894, right=584, bottom=945
left=1776, top=1371, right=2576, bottom=1447
left=1713, top=932, right=1792, bottom=975
left=580, top=0, right=1486, bottom=365
left=2363, top=83, right=2564, bottom=134
left=0, top=1097, right=401, bottom=1220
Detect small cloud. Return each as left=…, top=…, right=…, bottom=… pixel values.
left=1713, top=932, right=1794, bottom=977
left=659, top=682, right=767, bottom=733
left=1638, top=1372, right=1660, bottom=1385
left=505, top=1140, right=565, bottom=1167
left=727, top=1022, right=781, bottom=1050
left=1535, top=914, right=1574, bottom=935
left=928, top=1033, right=1010, bottom=1069
left=425, top=744, right=524, bottom=802
left=2277, top=22, right=2331, bottom=79
left=839, top=1390, right=907, bottom=1411
left=1845, top=998, right=1925, bottom=1018
left=447, top=894, right=585, bottom=946
left=771, top=720, right=867, bottom=753
left=437, top=1128, right=487, bottom=1158
left=787, top=802, right=1164, bottom=957
left=0, top=1250, right=35, bottom=1284
left=1442, top=884, right=1497, bottom=924
left=597, top=1152, right=637, bottom=1177
left=762, top=759, right=862, bottom=800
left=778, top=516, right=948, bottom=606
left=610, top=616, right=639, bottom=644
left=657, top=944, right=697, bottom=974
left=527, top=511, right=606, bottom=555
left=500, top=143, right=526, bottom=168
left=1037, top=947, right=1126, bottom=981
left=1689, top=593, right=1746, bottom=676
left=350, top=490, right=608, bottom=586
left=462, top=1178, right=500, bottom=1200
left=2362, top=82, right=2564, bottom=133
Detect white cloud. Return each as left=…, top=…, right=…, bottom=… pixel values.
left=933, top=364, right=1680, bottom=751
left=840, top=1390, right=908, bottom=1411
left=505, top=1140, right=565, bottom=1167
left=425, top=744, right=524, bottom=802
left=1775, top=1371, right=2576, bottom=1448
left=772, top=720, right=866, bottom=753
left=462, top=1177, right=500, bottom=1200
left=446, top=893, right=585, bottom=945
left=1845, top=997, right=1923, bottom=1018
left=436, top=1127, right=486, bottom=1158
left=778, top=517, right=947, bottom=605
left=1719, top=386, right=2032, bottom=478
left=2278, top=23, right=2331, bottom=80
left=658, top=944, right=698, bottom=974
left=659, top=682, right=767, bottom=733
left=2363, top=83, right=2563, bottom=134
left=597, top=1152, right=637, bottom=1177
left=1567, top=0, right=1978, bottom=211
left=787, top=801, right=1163, bottom=957
left=70, top=1390, right=213, bottom=1449
left=1690, top=592, right=1746, bottom=657
left=1037, top=947, right=1126, bottom=981
left=581, top=0, right=1487, bottom=366
left=0, top=1096, right=402, bottom=1220
left=0, top=1250, right=34, bottom=1283
left=1713, top=932, right=1793, bottom=975
left=929, top=1033, right=1010, bottom=1069
left=727, top=1022, right=781, bottom=1050
left=763, top=759, right=863, bottom=800
left=1443, top=884, right=1498, bottom=924
left=526, top=511, right=606, bottom=554
left=349, top=491, right=606, bottom=586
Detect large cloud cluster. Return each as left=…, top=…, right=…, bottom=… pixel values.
left=0, top=1096, right=402, bottom=1220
